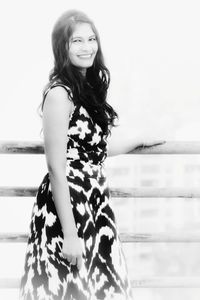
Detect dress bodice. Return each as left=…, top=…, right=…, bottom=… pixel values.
left=67, top=104, right=108, bottom=165
left=44, top=81, right=108, bottom=177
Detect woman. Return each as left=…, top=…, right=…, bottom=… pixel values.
left=19, top=9, right=162, bottom=300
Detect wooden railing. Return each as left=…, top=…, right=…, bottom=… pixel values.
left=1, top=140, right=200, bottom=290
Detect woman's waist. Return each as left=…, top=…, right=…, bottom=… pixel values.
left=66, top=159, right=106, bottom=178
left=66, top=147, right=107, bottom=164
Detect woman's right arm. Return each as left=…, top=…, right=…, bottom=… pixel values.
left=106, top=124, right=166, bottom=157
left=42, top=86, right=82, bottom=269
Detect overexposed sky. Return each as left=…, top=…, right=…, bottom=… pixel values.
left=0, top=0, right=200, bottom=141
left=1, top=3, right=200, bottom=298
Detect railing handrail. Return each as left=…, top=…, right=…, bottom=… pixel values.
left=1, top=232, right=200, bottom=243
left=1, top=186, right=200, bottom=198
left=1, top=277, right=200, bottom=289
left=1, top=140, right=200, bottom=154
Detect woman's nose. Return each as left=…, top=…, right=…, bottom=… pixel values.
left=80, top=42, right=92, bottom=52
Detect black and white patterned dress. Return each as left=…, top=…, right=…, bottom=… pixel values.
left=19, top=83, right=133, bottom=300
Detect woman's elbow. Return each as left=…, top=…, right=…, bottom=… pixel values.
left=107, top=146, right=121, bottom=157
left=47, top=162, right=66, bottom=178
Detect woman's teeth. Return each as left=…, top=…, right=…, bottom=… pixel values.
left=79, top=54, right=92, bottom=58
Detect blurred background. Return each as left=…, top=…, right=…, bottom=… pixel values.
left=0, top=0, right=200, bottom=299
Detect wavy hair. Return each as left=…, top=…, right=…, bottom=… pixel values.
left=38, top=9, right=118, bottom=136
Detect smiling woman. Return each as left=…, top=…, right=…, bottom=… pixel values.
left=19, top=9, right=135, bottom=300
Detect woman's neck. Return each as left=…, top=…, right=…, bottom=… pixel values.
left=80, top=68, right=86, bottom=77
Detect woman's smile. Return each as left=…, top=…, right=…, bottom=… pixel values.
left=78, top=54, right=93, bottom=58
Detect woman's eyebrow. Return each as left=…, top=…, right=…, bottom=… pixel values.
left=71, top=34, right=96, bottom=40
left=71, top=36, right=82, bottom=40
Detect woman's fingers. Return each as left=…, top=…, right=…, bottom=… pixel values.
left=70, top=256, right=77, bottom=265
left=64, top=253, right=82, bottom=269
left=77, top=255, right=82, bottom=270
left=64, top=254, right=72, bottom=261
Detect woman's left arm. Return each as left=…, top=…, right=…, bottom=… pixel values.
left=106, top=125, right=165, bottom=157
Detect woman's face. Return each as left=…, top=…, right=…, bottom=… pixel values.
left=68, top=23, right=98, bottom=74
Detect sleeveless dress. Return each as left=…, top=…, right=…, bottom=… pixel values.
left=19, top=83, right=133, bottom=300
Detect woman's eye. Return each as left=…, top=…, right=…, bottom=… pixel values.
left=89, top=37, right=96, bottom=41
left=73, top=39, right=81, bottom=43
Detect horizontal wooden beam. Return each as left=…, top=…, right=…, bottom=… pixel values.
left=111, top=187, right=200, bottom=198
left=1, top=186, right=200, bottom=198
left=1, top=140, right=200, bottom=154
left=0, top=233, right=28, bottom=243
left=130, top=141, right=200, bottom=155
left=0, top=141, right=44, bottom=154
left=0, top=187, right=37, bottom=197
left=1, top=232, right=200, bottom=243
left=1, top=277, right=200, bottom=289
left=131, top=277, right=200, bottom=288
left=120, top=232, right=200, bottom=243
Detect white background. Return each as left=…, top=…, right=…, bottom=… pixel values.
left=1, top=1, right=200, bottom=299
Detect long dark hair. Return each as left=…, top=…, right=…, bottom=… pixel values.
left=38, top=9, right=118, bottom=136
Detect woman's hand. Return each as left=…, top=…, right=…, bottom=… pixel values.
left=134, top=140, right=166, bottom=150
left=106, top=119, right=168, bottom=157
left=62, top=234, right=83, bottom=270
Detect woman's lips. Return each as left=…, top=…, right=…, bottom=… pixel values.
left=78, top=54, right=92, bottom=58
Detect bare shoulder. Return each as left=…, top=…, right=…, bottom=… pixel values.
left=43, top=86, right=73, bottom=115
